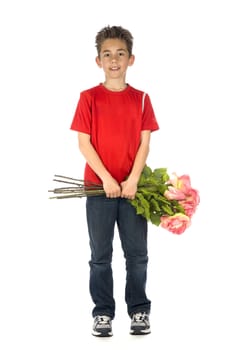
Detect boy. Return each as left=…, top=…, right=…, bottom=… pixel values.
left=70, top=25, right=159, bottom=336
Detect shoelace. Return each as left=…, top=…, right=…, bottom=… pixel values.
left=133, top=312, right=147, bottom=322
left=96, top=316, right=111, bottom=324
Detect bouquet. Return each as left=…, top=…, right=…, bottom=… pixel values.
left=49, top=165, right=200, bottom=234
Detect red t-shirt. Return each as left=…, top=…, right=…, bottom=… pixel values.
left=70, top=84, right=159, bottom=184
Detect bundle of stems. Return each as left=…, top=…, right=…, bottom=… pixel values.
left=48, top=175, right=106, bottom=199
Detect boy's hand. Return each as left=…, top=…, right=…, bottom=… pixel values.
left=120, top=180, right=137, bottom=200
left=102, top=176, right=121, bottom=198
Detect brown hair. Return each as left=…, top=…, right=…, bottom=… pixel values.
left=95, top=25, right=134, bottom=57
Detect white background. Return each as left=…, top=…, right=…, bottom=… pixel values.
left=0, top=0, right=232, bottom=349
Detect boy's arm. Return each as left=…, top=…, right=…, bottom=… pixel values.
left=78, top=132, right=121, bottom=198
left=121, top=130, right=151, bottom=200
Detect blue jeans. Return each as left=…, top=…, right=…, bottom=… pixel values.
left=86, top=196, right=151, bottom=319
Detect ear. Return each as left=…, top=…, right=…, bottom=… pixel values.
left=95, top=56, right=102, bottom=68
left=128, top=54, right=135, bottom=67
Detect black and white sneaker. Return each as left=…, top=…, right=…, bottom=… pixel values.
left=130, top=312, right=151, bottom=335
left=92, top=315, right=113, bottom=337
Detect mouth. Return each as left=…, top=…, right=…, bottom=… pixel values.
left=110, top=66, right=120, bottom=71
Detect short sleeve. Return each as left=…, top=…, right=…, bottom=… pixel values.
left=141, top=94, right=159, bottom=132
left=70, top=91, right=92, bottom=134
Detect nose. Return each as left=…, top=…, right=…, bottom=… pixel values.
left=111, top=54, right=117, bottom=62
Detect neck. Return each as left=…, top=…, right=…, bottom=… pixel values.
left=103, top=82, right=127, bottom=91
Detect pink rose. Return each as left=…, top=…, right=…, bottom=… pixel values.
left=180, top=188, right=200, bottom=217
left=164, top=187, right=186, bottom=201
left=167, top=173, right=192, bottom=194
left=160, top=213, right=191, bottom=234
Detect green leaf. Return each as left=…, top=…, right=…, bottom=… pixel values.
left=150, top=198, right=161, bottom=212
left=161, top=204, right=175, bottom=216
left=135, top=192, right=150, bottom=220
left=150, top=212, right=161, bottom=226
left=153, top=168, right=168, bottom=182
left=142, top=164, right=152, bottom=178
left=136, top=206, right=145, bottom=215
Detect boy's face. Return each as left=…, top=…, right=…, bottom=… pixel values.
left=96, top=39, right=135, bottom=80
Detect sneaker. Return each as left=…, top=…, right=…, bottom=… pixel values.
left=130, top=312, right=151, bottom=335
left=92, top=315, right=113, bottom=337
